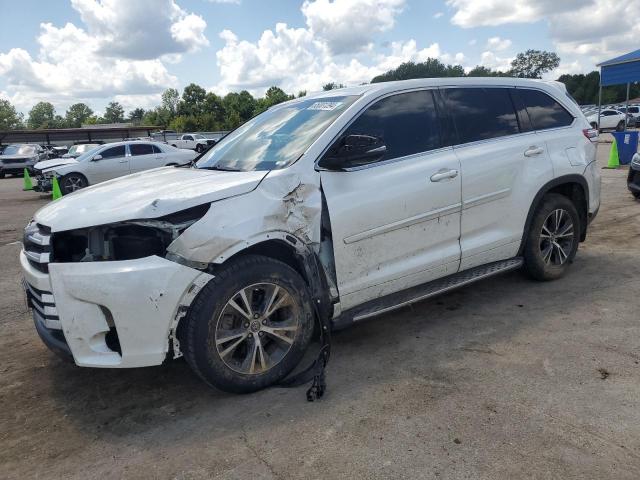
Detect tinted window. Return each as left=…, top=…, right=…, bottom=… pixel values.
left=129, top=144, right=154, bottom=156
left=445, top=88, right=519, bottom=144
left=519, top=89, right=574, bottom=130
left=184, top=135, right=193, bottom=141
left=152, top=144, right=163, bottom=153
left=341, top=90, right=441, bottom=162
left=100, top=145, right=126, bottom=158
left=629, top=107, right=639, bottom=114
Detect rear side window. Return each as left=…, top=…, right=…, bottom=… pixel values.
left=629, top=107, right=639, bottom=114
left=343, top=90, right=441, bottom=162
left=444, top=88, right=519, bottom=144
left=518, top=89, right=574, bottom=130
left=100, top=145, right=126, bottom=158
left=129, top=144, right=154, bottom=156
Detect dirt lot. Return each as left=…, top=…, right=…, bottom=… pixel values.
left=1, top=144, right=639, bottom=479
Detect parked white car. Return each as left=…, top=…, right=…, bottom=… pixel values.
left=585, top=109, right=627, bottom=131
left=32, top=141, right=196, bottom=195
left=21, top=78, right=600, bottom=396
left=170, top=134, right=213, bottom=153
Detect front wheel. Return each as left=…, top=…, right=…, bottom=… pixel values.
left=179, top=255, right=315, bottom=393
left=60, top=173, right=88, bottom=195
left=523, top=194, right=580, bottom=281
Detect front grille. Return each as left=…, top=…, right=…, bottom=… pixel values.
left=23, top=223, right=51, bottom=273
left=24, top=281, right=61, bottom=330
left=2, top=158, right=28, bottom=164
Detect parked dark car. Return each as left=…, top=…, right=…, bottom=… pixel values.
left=0, top=144, right=48, bottom=178
left=628, top=153, right=640, bottom=199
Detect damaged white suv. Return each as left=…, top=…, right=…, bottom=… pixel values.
left=21, top=78, right=600, bottom=393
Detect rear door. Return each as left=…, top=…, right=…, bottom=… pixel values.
left=443, top=86, right=554, bottom=270
left=128, top=143, right=160, bottom=173
left=320, top=89, right=462, bottom=310
left=84, top=145, right=129, bottom=183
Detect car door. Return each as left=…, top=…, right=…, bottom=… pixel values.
left=320, top=89, right=462, bottom=310
left=128, top=143, right=159, bottom=173
left=84, top=145, right=130, bottom=184
left=183, top=135, right=194, bottom=149
left=443, top=86, right=554, bottom=270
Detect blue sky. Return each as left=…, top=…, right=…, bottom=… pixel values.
left=0, top=0, right=634, bottom=116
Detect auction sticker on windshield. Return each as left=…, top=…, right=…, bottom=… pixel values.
left=307, top=101, right=343, bottom=111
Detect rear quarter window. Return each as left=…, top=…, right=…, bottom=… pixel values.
left=518, top=89, right=574, bottom=130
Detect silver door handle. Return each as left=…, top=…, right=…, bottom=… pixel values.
left=430, top=169, right=459, bottom=182
left=524, top=146, right=544, bottom=157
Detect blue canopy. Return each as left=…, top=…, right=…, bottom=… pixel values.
left=597, top=49, right=640, bottom=86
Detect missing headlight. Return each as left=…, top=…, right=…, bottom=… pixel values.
left=51, top=203, right=210, bottom=263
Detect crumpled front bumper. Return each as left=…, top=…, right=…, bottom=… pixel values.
left=21, top=251, right=211, bottom=368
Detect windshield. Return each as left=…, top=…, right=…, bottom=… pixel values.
left=194, top=134, right=205, bottom=140
left=69, top=144, right=97, bottom=155
left=3, top=145, right=35, bottom=155
left=196, top=95, right=358, bottom=171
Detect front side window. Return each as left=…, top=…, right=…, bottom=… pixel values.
left=184, top=135, right=194, bottom=141
left=100, top=145, right=126, bottom=158
left=337, top=90, right=441, bottom=163
left=518, top=89, right=574, bottom=130
left=197, top=95, right=359, bottom=171
left=444, top=87, right=519, bottom=144
left=152, top=144, right=163, bottom=153
left=129, top=144, right=154, bottom=156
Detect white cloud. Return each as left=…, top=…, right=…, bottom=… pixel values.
left=0, top=0, right=205, bottom=113
left=486, top=36, right=511, bottom=51
left=479, top=51, right=513, bottom=72
left=301, top=0, right=405, bottom=54
left=70, top=0, right=208, bottom=59
left=207, top=0, right=240, bottom=3
left=433, top=12, right=444, bottom=18
left=447, top=0, right=640, bottom=71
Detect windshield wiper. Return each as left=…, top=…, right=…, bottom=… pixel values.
left=198, top=165, right=242, bottom=172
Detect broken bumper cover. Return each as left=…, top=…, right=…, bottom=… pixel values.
left=21, top=251, right=206, bottom=368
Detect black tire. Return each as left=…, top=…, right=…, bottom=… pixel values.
left=616, top=120, right=625, bottom=131
left=171, top=144, right=177, bottom=148
left=632, top=191, right=640, bottom=200
left=590, top=122, right=598, bottom=129
left=523, top=194, right=580, bottom=281
left=0, top=172, right=5, bottom=179
left=60, top=173, right=88, bottom=195
left=180, top=254, right=315, bottom=393
left=195, top=143, right=204, bottom=153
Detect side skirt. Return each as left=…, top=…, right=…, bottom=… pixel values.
left=332, top=257, right=523, bottom=330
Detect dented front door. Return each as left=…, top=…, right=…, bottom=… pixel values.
left=320, top=89, right=462, bottom=310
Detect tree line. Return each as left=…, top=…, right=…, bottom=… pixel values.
left=0, top=50, right=637, bottom=132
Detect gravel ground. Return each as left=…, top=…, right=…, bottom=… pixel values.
left=1, top=143, right=639, bottom=479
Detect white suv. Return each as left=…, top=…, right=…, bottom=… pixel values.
left=21, top=78, right=600, bottom=394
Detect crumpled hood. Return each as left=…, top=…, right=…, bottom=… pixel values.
left=1, top=154, right=35, bottom=161
left=34, top=167, right=268, bottom=232
left=34, top=158, right=78, bottom=172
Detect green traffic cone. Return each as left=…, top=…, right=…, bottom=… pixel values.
left=52, top=176, right=63, bottom=200
left=22, top=168, right=33, bottom=191
left=606, top=139, right=620, bottom=169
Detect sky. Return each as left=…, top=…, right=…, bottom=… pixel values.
left=0, top=0, right=637, bottom=116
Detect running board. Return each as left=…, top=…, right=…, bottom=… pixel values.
left=332, top=257, right=523, bottom=330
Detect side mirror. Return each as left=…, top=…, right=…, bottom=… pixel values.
left=318, top=134, right=387, bottom=170
left=92, top=154, right=103, bottom=161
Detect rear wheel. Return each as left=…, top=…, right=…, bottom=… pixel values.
left=180, top=255, right=315, bottom=393
left=60, top=173, right=88, bottom=195
left=0, top=172, right=5, bottom=179
left=523, top=194, right=580, bottom=281
left=616, top=120, right=625, bottom=131
left=195, top=143, right=204, bottom=153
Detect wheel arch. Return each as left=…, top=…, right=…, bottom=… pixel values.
left=518, top=174, right=589, bottom=255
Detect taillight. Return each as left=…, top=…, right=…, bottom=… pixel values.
left=582, top=128, right=598, bottom=141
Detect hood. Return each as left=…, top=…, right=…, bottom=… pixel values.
left=34, top=166, right=269, bottom=232
left=1, top=154, right=36, bottom=161
left=34, top=158, right=78, bottom=172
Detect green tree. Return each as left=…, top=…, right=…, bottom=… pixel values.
left=371, top=59, right=465, bottom=83
left=467, top=66, right=510, bottom=77
left=297, top=90, right=307, bottom=98
left=103, top=101, right=125, bottom=123
left=179, top=83, right=207, bottom=117
left=64, top=103, right=93, bottom=128
left=0, top=99, right=23, bottom=129
left=161, top=88, right=180, bottom=118
left=223, top=91, right=256, bottom=125
left=202, top=92, right=226, bottom=129
left=128, top=108, right=146, bottom=125
left=322, top=82, right=346, bottom=90
left=510, top=50, right=560, bottom=79
left=28, top=102, right=56, bottom=129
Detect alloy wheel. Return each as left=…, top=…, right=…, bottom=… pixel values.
left=63, top=176, right=85, bottom=192
left=214, top=282, right=300, bottom=375
left=539, top=209, right=574, bottom=266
